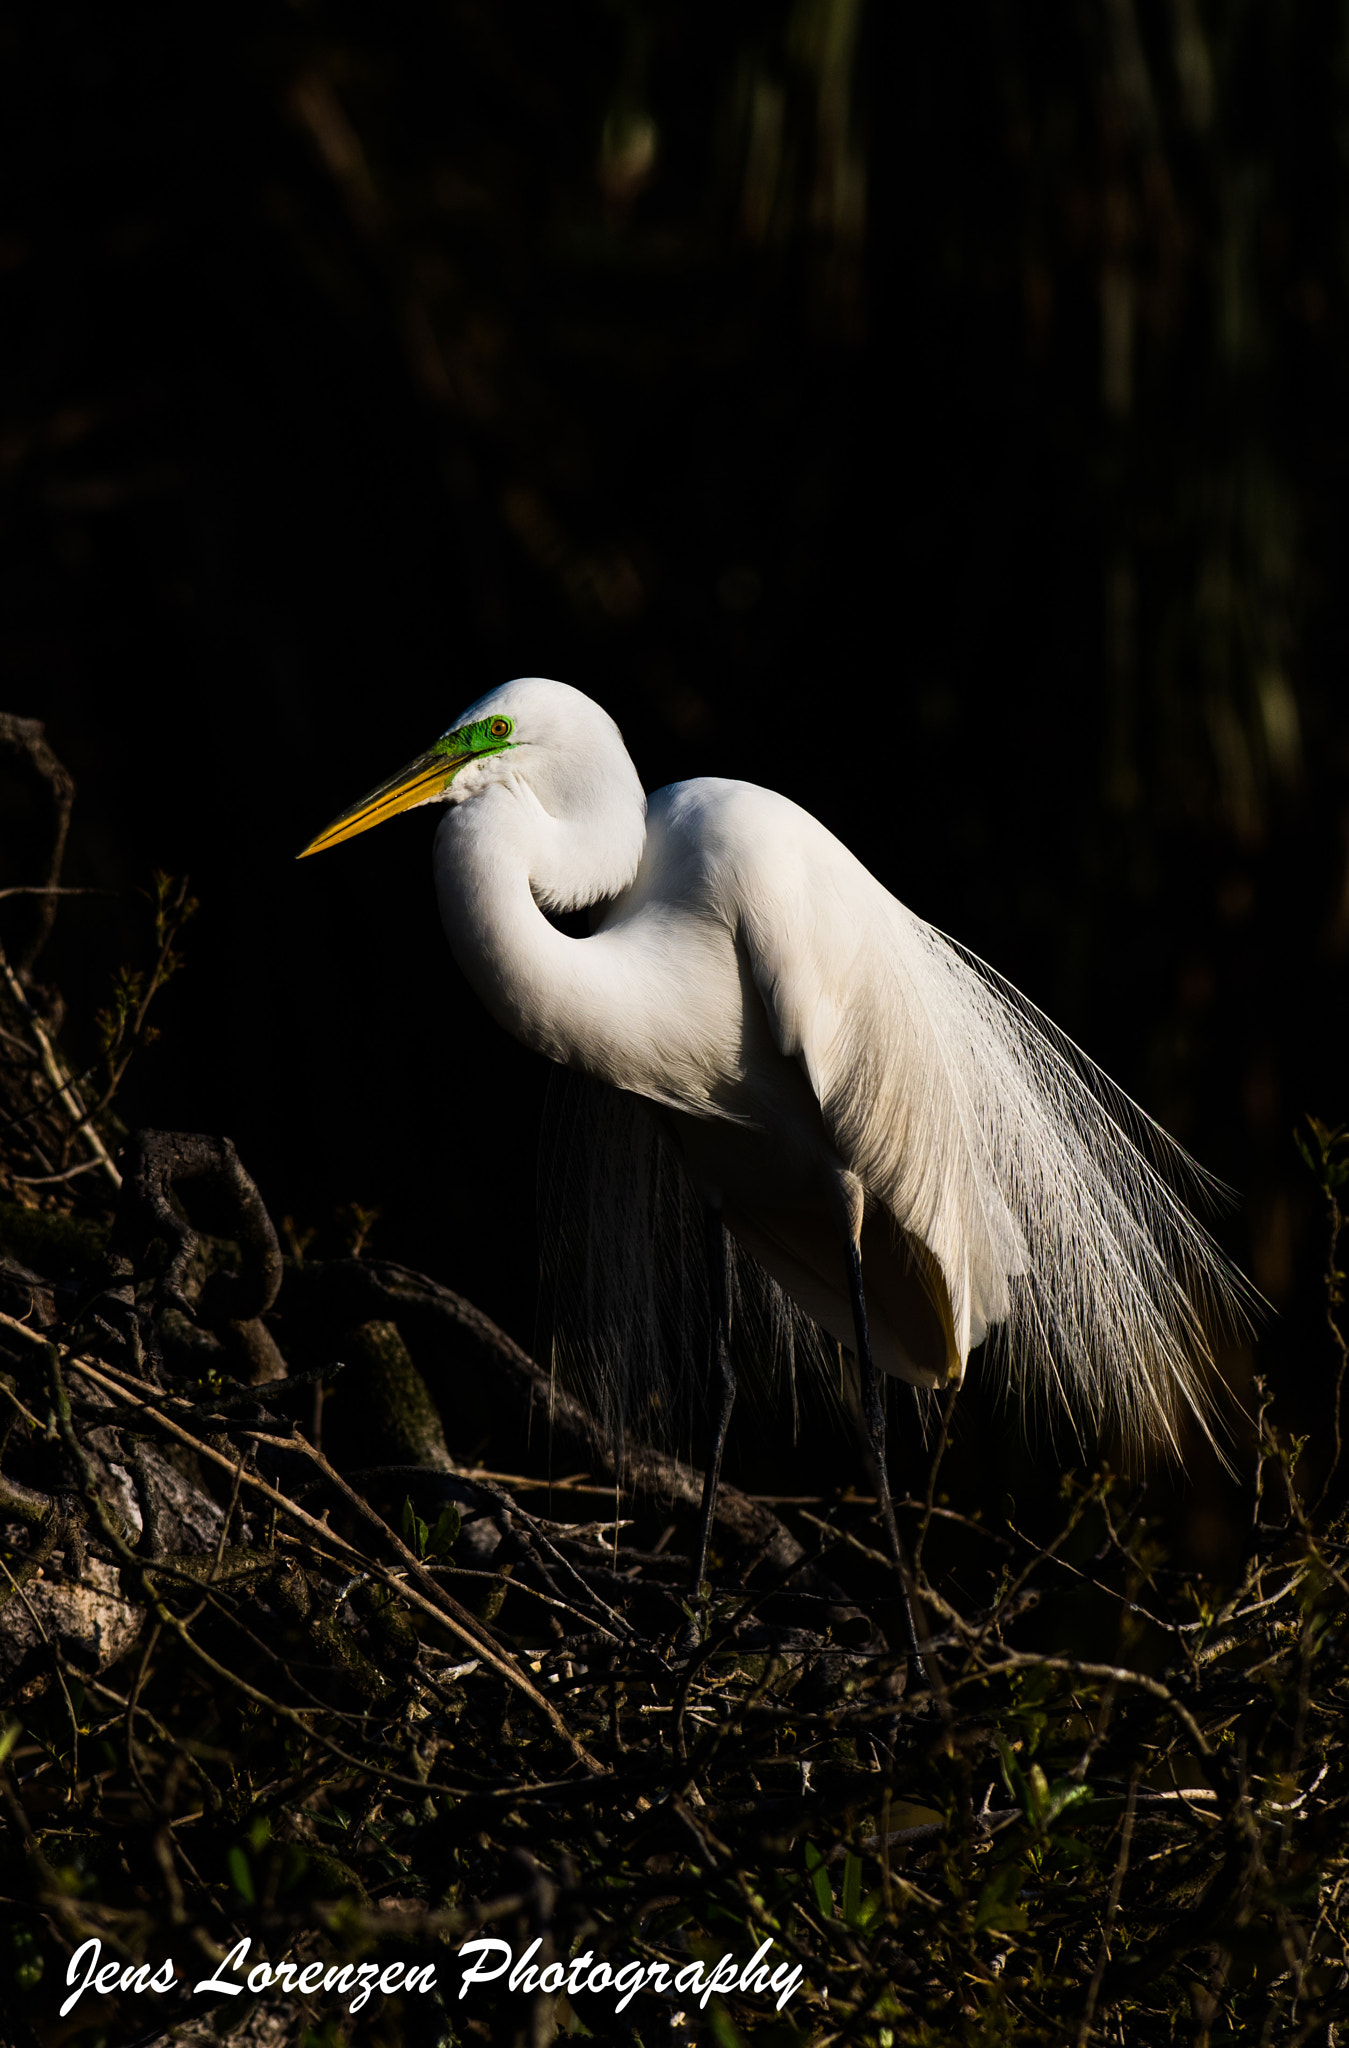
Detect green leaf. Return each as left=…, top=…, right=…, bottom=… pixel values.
left=1041, top=1780, right=1093, bottom=1828
left=400, top=1495, right=429, bottom=1559
left=227, top=1845, right=255, bottom=1903
left=804, top=1840, right=833, bottom=1919
left=426, top=1503, right=461, bottom=1559
left=995, top=1733, right=1032, bottom=1816
left=974, top=1861, right=1028, bottom=1933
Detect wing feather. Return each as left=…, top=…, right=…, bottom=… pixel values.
left=704, top=784, right=1253, bottom=1460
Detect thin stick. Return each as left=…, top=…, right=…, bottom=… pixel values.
left=1074, top=1773, right=1139, bottom=2046
left=0, top=943, right=121, bottom=1189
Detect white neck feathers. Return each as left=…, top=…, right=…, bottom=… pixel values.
left=432, top=776, right=644, bottom=1068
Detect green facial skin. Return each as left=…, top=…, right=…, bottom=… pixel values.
left=432, top=714, right=517, bottom=772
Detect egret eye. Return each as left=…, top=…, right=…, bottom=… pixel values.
left=489, top=717, right=511, bottom=739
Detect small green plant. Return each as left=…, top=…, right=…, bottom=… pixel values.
left=399, top=1495, right=460, bottom=1561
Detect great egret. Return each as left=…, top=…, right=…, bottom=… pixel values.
left=299, top=677, right=1247, bottom=1610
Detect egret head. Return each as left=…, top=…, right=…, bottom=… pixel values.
left=298, top=677, right=645, bottom=877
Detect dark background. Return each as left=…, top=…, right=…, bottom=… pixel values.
left=2, top=1, right=1345, bottom=1525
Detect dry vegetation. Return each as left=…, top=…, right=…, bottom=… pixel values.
left=0, top=722, right=1347, bottom=2048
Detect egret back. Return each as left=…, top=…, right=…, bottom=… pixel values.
left=679, top=778, right=1253, bottom=1463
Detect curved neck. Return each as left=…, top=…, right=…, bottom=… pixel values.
left=432, top=784, right=640, bottom=1075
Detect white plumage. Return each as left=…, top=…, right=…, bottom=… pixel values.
left=304, top=675, right=1249, bottom=1473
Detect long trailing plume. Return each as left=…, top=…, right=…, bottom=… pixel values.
left=908, top=919, right=1257, bottom=1465
left=539, top=902, right=1256, bottom=1471
left=537, top=1070, right=826, bottom=1461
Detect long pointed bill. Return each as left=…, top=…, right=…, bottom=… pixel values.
left=297, top=745, right=469, bottom=858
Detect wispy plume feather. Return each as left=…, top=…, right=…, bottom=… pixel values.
left=538, top=896, right=1255, bottom=1471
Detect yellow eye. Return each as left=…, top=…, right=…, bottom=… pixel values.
left=489, top=718, right=510, bottom=739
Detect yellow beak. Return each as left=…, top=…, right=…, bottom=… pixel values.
left=297, top=745, right=470, bottom=859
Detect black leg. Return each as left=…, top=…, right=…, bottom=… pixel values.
left=845, top=1236, right=926, bottom=1675
left=692, top=1203, right=736, bottom=1597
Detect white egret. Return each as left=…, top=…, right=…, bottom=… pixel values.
left=299, top=677, right=1248, bottom=1619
